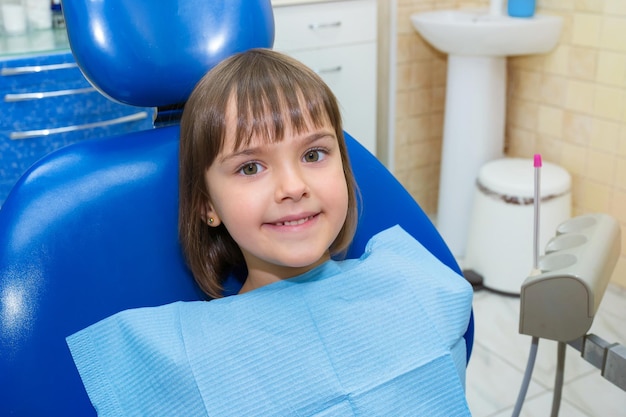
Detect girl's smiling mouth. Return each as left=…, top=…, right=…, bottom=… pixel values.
left=269, top=213, right=319, bottom=227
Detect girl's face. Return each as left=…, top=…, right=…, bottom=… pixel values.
left=203, top=109, right=349, bottom=292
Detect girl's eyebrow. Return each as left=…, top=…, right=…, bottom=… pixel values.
left=300, top=130, right=337, bottom=146
left=218, top=147, right=259, bottom=165
left=218, top=129, right=336, bottom=164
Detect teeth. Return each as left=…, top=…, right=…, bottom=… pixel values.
left=277, top=216, right=312, bottom=226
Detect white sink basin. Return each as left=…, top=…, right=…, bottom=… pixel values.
left=411, top=8, right=563, bottom=57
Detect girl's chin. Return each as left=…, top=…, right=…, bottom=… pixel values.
left=284, top=254, right=330, bottom=272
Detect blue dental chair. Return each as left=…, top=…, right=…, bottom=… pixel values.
left=0, top=1, right=473, bottom=415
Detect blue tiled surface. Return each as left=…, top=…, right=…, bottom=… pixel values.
left=0, top=51, right=155, bottom=204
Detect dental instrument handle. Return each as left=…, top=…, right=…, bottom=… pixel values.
left=532, top=154, right=542, bottom=273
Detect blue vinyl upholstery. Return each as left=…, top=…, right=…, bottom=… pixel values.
left=0, top=1, right=473, bottom=415
left=63, top=0, right=275, bottom=107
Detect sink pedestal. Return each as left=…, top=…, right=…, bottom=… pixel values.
left=437, top=55, right=506, bottom=257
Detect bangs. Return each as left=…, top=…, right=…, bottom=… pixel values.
left=228, top=55, right=341, bottom=151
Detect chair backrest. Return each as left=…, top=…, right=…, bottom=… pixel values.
left=0, top=1, right=473, bottom=415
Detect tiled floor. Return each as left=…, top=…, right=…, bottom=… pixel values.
left=465, top=283, right=626, bottom=416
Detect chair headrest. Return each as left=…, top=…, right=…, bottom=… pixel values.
left=63, top=0, right=275, bottom=108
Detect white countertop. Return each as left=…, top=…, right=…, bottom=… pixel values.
left=0, top=1, right=346, bottom=58
left=0, top=28, right=69, bottom=59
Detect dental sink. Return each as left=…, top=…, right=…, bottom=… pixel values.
left=408, top=8, right=563, bottom=258
left=410, top=9, right=562, bottom=57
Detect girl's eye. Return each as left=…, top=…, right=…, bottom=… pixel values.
left=239, top=162, right=263, bottom=176
left=303, top=149, right=326, bottom=163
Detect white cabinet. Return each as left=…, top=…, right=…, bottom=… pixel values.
left=272, top=0, right=377, bottom=155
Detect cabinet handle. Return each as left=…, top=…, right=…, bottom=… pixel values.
left=316, top=66, right=342, bottom=74
left=308, top=21, right=342, bottom=30
left=4, top=87, right=95, bottom=102
left=10, top=111, right=150, bottom=140
left=1, top=62, right=79, bottom=76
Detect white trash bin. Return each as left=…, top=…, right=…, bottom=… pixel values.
left=464, top=158, right=571, bottom=295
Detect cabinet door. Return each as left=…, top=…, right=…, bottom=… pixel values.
left=288, top=43, right=377, bottom=155
left=272, top=0, right=376, bottom=52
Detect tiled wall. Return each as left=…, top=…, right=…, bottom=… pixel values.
left=395, top=0, right=626, bottom=287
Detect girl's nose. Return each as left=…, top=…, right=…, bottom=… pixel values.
left=274, top=165, right=309, bottom=202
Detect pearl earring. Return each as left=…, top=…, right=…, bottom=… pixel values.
left=208, top=217, right=214, bottom=225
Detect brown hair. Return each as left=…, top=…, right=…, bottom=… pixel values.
left=179, top=48, right=358, bottom=299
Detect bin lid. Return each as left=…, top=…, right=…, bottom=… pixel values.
left=478, top=158, right=571, bottom=199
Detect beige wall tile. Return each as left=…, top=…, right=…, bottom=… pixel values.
left=395, top=118, right=411, bottom=147
left=615, top=157, right=626, bottom=190
left=591, top=118, right=620, bottom=151
left=560, top=142, right=587, bottom=177
left=563, top=111, right=593, bottom=146
left=538, top=105, right=564, bottom=137
left=610, top=188, right=626, bottom=223
left=408, top=141, right=432, bottom=169
left=431, top=86, right=446, bottom=112
left=568, top=46, right=597, bottom=80
left=619, top=128, right=626, bottom=156
left=540, top=74, right=569, bottom=106
left=586, top=149, right=616, bottom=183
left=570, top=174, right=586, bottom=212
left=396, top=115, right=431, bottom=145
left=565, top=79, right=595, bottom=112
left=552, top=11, right=574, bottom=45
left=572, top=13, right=602, bottom=47
left=604, top=0, right=626, bottom=15
left=431, top=56, right=447, bottom=86
left=537, top=136, right=564, bottom=164
left=407, top=88, right=433, bottom=116
left=509, top=54, right=546, bottom=73
left=599, top=16, right=626, bottom=52
left=509, top=99, right=539, bottom=130
left=429, top=113, right=444, bottom=138
left=397, top=61, right=432, bottom=89
left=395, top=90, right=410, bottom=119
left=506, top=126, right=537, bottom=156
left=580, top=180, right=611, bottom=211
left=596, top=51, right=626, bottom=86
left=541, top=0, right=575, bottom=11
left=543, top=45, right=570, bottom=75
left=514, top=70, right=543, bottom=101
left=574, top=0, right=605, bottom=13
left=397, top=33, right=432, bottom=63
left=593, top=85, right=625, bottom=121
left=396, top=5, right=424, bottom=35
left=394, top=164, right=440, bottom=213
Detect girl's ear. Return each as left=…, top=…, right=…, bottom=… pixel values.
left=200, top=203, right=222, bottom=227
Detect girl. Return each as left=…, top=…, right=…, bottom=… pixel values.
left=178, top=48, right=359, bottom=298
left=67, top=48, right=473, bottom=416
